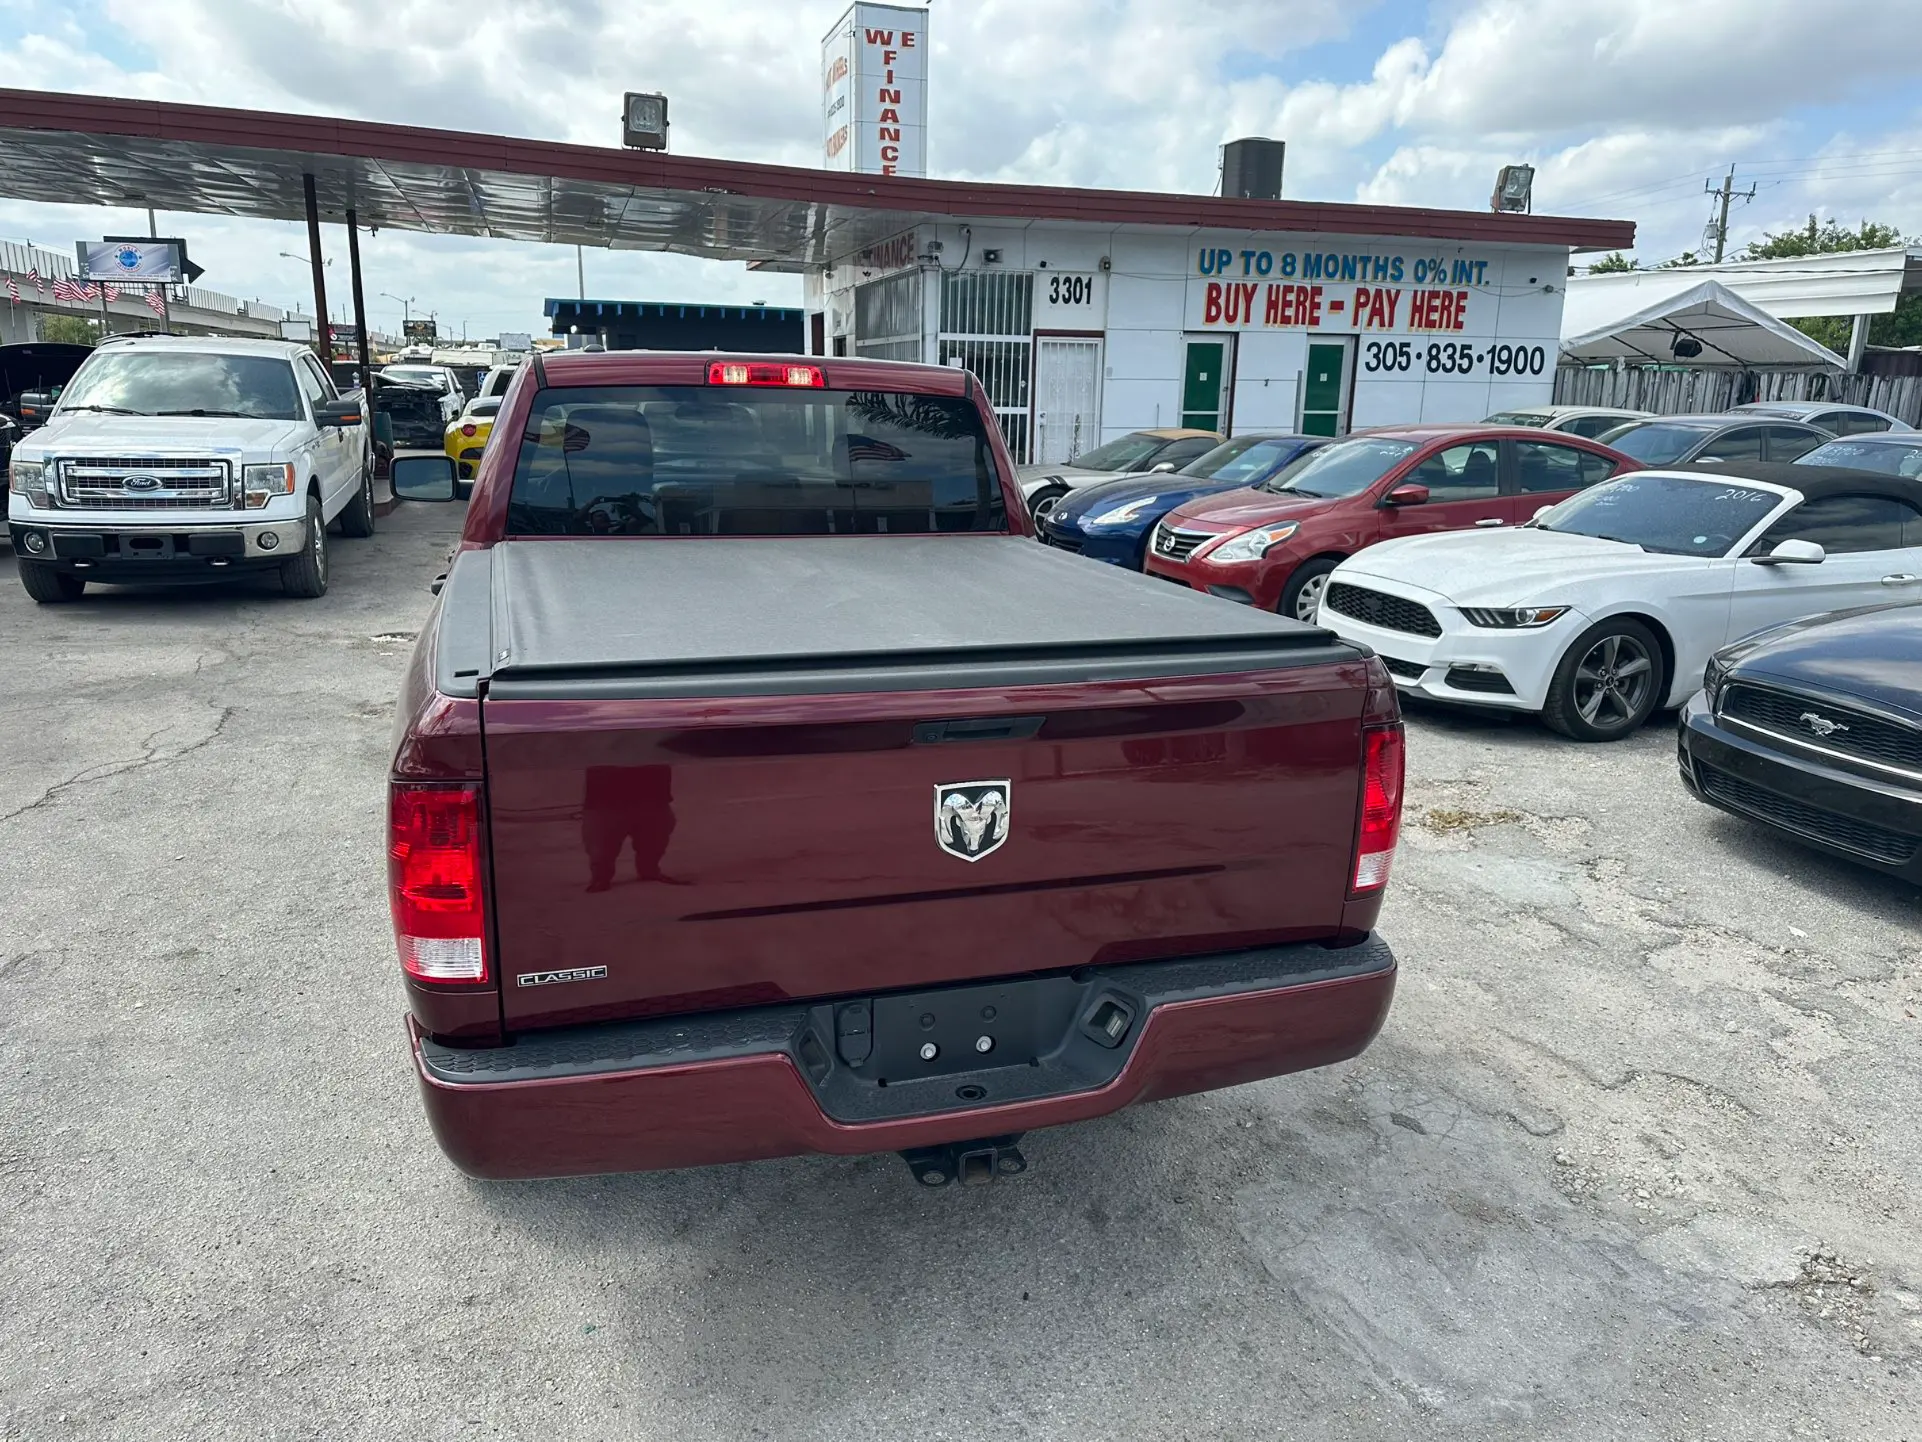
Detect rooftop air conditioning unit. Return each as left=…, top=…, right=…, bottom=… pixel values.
left=1221, top=138, right=1285, bottom=201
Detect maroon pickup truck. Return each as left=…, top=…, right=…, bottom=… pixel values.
left=388, top=350, right=1403, bottom=1184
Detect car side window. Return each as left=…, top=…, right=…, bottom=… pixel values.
left=1751, top=494, right=1921, bottom=555
left=1157, top=437, right=1216, bottom=468
left=1763, top=425, right=1823, bottom=461
left=1566, top=415, right=1618, bottom=439
left=1511, top=439, right=1597, bottom=494
left=292, top=359, right=328, bottom=416
left=1823, top=412, right=1889, bottom=436
left=301, top=355, right=339, bottom=400
left=1701, top=426, right=1766, bottom=461
left=1405, top=441, right=1501, bottom=500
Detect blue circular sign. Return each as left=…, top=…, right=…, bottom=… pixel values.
left=115, top=246, right=141, bottom=271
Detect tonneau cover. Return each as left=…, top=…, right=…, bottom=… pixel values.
left=438, top=537, right=1354, bottom=700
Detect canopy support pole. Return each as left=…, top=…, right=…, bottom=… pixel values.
left=1847, top=314, right=1870, bottom=373
left=302, top=172, right=330, bottom=362
left=345, top=207, right=372, bottom=397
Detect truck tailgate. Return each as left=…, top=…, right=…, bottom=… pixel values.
left=444, top=539, right=1374, bottom=1028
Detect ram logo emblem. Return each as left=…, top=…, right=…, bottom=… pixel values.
left=934, top=780, right=1011, bottom=862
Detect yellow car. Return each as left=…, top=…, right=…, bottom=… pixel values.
left=445, top=396, right=502, bottom=480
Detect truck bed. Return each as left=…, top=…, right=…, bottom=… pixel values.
left=440, top=536, right=1379, bottom=1030
left=434, top=536, right=1354, bottom=700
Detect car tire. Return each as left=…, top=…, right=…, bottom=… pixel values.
left=1028, top=485, right=1069, bottom=520
left=1542, top=617, right=1665, bottom=742
left=18, top=560, right=85, bottom=604
left=337, top=457, right=377, bottom=538
left=280, top=494, right=330, bottom=599
left=1279, top=556, right=1341, bottom=622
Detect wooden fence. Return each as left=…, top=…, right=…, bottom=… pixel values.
left=1553, top=367, right=1922, bottom=425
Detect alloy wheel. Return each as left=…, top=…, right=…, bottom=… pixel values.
left=1572, top=632, right=1653, bottom=728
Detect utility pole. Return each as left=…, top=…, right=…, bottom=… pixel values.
left=147, top=207, right=171, bottom=334
left=576, top=244, right=585, bottom=300
left=1704, top=167, right=1757, bottom=264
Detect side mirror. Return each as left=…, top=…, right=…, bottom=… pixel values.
left=1382, top=483, right=1430, bottom=507
left=1150, top=460, right=1178, bottom=474
left=1754, top=538, right=1825, bottom=566
left=315, top=396, right=364, bottom=428
left=393, top=454, right=458, bottom=502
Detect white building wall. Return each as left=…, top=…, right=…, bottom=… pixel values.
left=810, top=220, right=1572, bottom=447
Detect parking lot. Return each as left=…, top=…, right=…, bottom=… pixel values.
left=1, top=505, right=1918, bottom=1440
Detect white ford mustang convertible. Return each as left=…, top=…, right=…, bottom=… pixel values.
left=1317, top=463, right=1922, bottom=740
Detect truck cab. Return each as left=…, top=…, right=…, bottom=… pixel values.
left=6, top=335, right=375, bottom=601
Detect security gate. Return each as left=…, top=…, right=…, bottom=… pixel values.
left=939, top=271, right=1034, bottom=461
left=1032, top=337, right=1103, bottom=465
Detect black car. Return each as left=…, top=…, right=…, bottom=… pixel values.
left=0, top=341, right=92, bottom=470
left=1680, top=603, right=1922, bottom=885
left=1598, top=413, right=1832, bottom=468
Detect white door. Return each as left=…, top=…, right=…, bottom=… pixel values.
left=294, top=357, right=348, bottom=509
left=1728, top=492, right=1922, bottom=640
left=1032, top=338, right=1103, bottom=466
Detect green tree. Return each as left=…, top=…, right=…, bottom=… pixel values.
left=1587, top=252, right=1637, bottom=274
left=38, top=313, right=99, bottom=346
left=1740, top=215, right=1920, bottom=350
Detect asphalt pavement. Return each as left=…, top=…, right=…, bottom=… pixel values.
left=1, top=506, right=1917, bottom=1440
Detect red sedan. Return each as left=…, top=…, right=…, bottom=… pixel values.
left=1144, top=424, right=1634, bottom=620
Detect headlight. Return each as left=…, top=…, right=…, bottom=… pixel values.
left=1703, top=652, right=1732, bottom=711
left=1205, top=521, right=1300, bottom=564
left=242, top=462, right=297, bottom=509
left=1460, top=606, right=1570, bottom=628
left=8, top=459, right=50, bottom=506
left=1088, top=496, right=1159, bottom=527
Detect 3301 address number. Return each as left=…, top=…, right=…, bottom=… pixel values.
left=1362, top=341, right=1548, bottom=376
left=1047, top=275, right=1096, bottom=305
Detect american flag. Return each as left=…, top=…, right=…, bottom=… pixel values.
left=52, top=277, right=99, bottom=302
left=5, top=276, right=18, bottom=304
left=145, top=286, right=166, bottom=318
left=29, top=267, right=44, bottom=295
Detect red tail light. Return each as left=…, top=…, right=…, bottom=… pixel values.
left=460, top=422, right=477, bottom=436
left=389, top=783, right=489, bottom=984
left=707, top=361, right=826, bottom=388
left=1352, top=725, right=1404, bottom=894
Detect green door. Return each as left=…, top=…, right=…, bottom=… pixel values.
left=1181, top=341, right=1225, bottom=430
left=1301, top=341, right=1347, bottom=436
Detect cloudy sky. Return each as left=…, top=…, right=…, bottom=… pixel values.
left=2, top=0, right=1918, bottom=339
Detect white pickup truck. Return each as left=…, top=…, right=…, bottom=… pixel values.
left=5, top=335, right=374, bottom=602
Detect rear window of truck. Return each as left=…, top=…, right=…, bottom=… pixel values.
left=504, top=386, right=1007, bottom=536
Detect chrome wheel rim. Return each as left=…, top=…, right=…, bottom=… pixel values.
left=313, top=507, right=327, bottom=580
left=1573, top=632, right=1653, bottom=729
left=1293, top=572, right=1329, bottom=622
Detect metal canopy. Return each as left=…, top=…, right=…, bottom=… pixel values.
left=1561, top=279, right=1847, bottom=369
left=0, top=89, right=1636, bottom=270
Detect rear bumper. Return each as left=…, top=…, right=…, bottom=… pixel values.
left=411, top=935, right=1397, bottom=1179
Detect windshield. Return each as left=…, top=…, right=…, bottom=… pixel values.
left=385, top=367, right=450, bottom=391
left=1799, top=439, right=1922, bottom=478
left=1535, top=473, right=1782, bottom=556
left=1599, top=421, right=1714, bottom=464
left=506, top=385, right=1005, bottom=536
left=1179, top=436, right=1307, bottom=483
left=1485, top=411, right=1551, bottom=427
left=1070, top=433, right=1170, bottom=472
left=56, top=351, right=301, bottom=420
left=1263, top=437, right=1420, bottom=498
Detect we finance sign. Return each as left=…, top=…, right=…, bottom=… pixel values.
left=822, top=2, right=927, bottom=177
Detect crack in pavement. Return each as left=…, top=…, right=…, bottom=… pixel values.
left=0, top=705, right=237, bottom=826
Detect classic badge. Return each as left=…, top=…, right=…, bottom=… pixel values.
left=934, top=780, right=1011, bottom=862
left=1798, top=711, right=1849, bottom=738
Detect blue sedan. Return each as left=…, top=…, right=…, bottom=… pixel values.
left=1036, top=433, right=1328, bottom=568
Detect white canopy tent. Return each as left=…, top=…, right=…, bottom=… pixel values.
left=1560, top=279, right=1846, bottom=369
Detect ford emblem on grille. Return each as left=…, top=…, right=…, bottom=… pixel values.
left=123, top=474, right=163, bottom=492
left=934, top=780, right=1011, bottom=862
left=1798, top=711, right=1849, bottom=738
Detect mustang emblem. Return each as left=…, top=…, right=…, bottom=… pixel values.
left=934, top=780, right=1011, bottom=862
left=122, top=474, right=163, bottom=492
left=1799, top=711, right=1849, bottom=738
